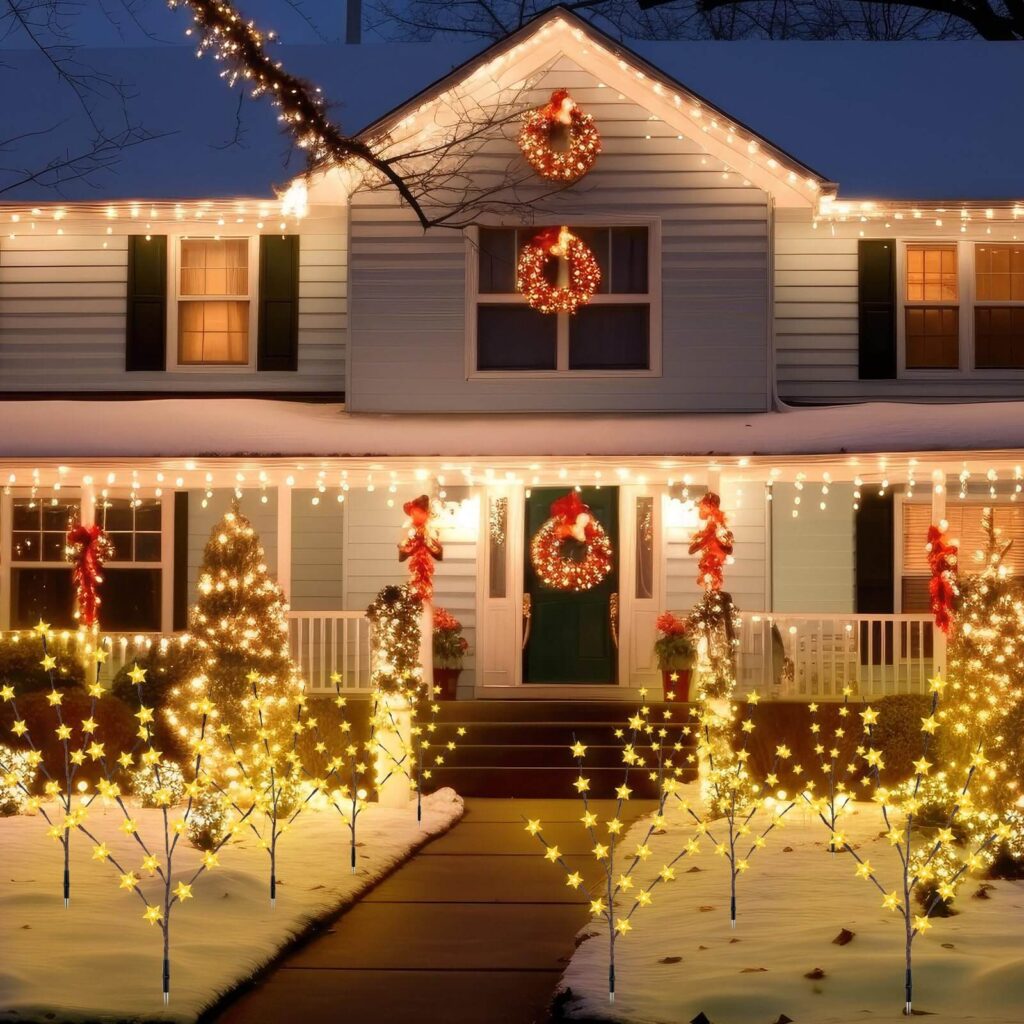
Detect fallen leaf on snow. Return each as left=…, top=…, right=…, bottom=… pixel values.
left=740, top=967, right=768, bottom=973
left=804, top=967, right=826, bottom=979
left=659, top=956, right=683, bottom=964
left=832, top=928, right=855, bottom=945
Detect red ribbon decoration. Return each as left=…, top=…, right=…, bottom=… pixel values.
left=926, top=524, right=959, bottom=634
left=688, top=492, right=734, bottom=593
left=549, top=491, right=598, bottom=541
left=66, top=523, right=110, bottom=628
left=398, top=495, right=443, bottom=602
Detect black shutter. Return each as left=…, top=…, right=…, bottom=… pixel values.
left=126, top=235, right=167, bottom=371
left=258, top=234, right=299, bottom=371
left=857, top=239, right=896, bottom=379
left=855, top=491, right=895, bottom=613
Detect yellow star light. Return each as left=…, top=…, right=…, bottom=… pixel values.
left=127, top=664, right=148, bottom=685
left=570, top=742, right=587, bottom=758
left=565, top=872, right=583, bottom=889
left=45, top=689, right=63, bottom=706
left=119, top=871, right=139, bottom=891
left=143, top=905, right=164, bottom=926
left=881, top=891, right=902, bottom=911
left=0, top=685, right=14, bottom=701
left=40, top=655, right=57, bottom=673
left=614, top=918, right=632, bottom=935
left=92, top=843, right=111, bottom=861
left=860, top=707, right=880, bottom=727
left=913, top=914, right=932, bottom=935
left=544, top=845, right=561, bottom=863
left=524, top=819, right=542, bottom=836
left=590, top=898, right=606, bottom=916
left=173, top=882, right=193, bottom=902
left=32, top=619, right=51, bottom=637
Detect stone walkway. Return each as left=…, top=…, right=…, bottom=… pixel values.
left=212, top=797, right=655, bottom=1024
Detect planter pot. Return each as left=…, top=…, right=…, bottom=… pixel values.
left=661, top=668, right=692, bottom=703
left=434, top=667, right=462, bottom=701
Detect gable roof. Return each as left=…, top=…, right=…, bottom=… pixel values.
left=1, top=17, right=1022, bottom=203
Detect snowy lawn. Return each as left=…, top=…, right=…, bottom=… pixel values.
left=0, top=788, right=463, bottom=1022
left=558, top=795, right=1024, bottom=1024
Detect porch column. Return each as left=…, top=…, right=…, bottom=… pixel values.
left=931, top=471, right=947, bottom=679
left=276, top=483, right=292, bottom=602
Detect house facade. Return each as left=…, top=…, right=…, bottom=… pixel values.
left=1, top=10, right=1022, bottom=702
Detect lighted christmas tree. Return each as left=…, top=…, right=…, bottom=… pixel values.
left=165, top=503, right=304, bottom=772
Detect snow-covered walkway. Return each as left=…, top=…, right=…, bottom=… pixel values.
left=0, top=790, right=463, bottom=1022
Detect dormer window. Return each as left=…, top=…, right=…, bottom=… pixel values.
left=469, top=224, right=660, bottom=376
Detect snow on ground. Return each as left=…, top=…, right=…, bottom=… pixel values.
left=558, top=797, right=1024, bottom=1024
left=0, top=789, right=463, bottom=1022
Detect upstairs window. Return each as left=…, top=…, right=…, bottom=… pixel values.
left=904, top=244, right=959, bottom=369
left=974, top=244, right=1024, bottom=369
left=177, top=238, right=251, bottom=366
left=473, top=225, right=657, bottom=374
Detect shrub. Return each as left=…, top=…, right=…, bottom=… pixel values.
left=0, top=634, right=85, bottom=694
left=186, top=790, right=231, bottom=851
left=433, top=608, right=469, bottom=669
left=129, top=760, right=187, bottom=808
left=0, top=689, right=137, bottom=791
left=0, top=745, right=34, bottom=815
left=872, top=694, right=934, bottom=785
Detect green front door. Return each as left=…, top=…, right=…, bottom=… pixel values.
left=523, top=487, right=619, bottom=684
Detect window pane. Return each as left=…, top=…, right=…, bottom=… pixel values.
left=134, top=499, right=162, bottom=532
left=976, top=244, right=1024, bottom=303
left=42, top=500, right=79, bottom=532
left=611, top=227, right=649, bottom=293
left=635, top=496, right=654, bottom=600
left=101, top=568, right=161, bottom=631
left=488, top=496, right=507, bottom=599
left=976, top=306, right=1024, bottom=368
left=12, top=532, right=39, bottom=562
left=134, top=532, right=162, bottom=563
left=180, top=238, right=248, bottom=297
left=905, top=307, right=958, bottom=368
left=477, top=305, right=557, bottom=370
left=11, top=568, right=75, bottom=629
left=478, top=228, right=516, bottom=293
left=906, top=245, right=957, bottom=303
left=572, top=228, right=610, bottom=295
left=903, top=502, right=1024, bottom=579
left=569, top=305, right=650, bottom=370
left=106, top=532, right=133, bottom=561
left=12, top=501, right=40, bottom=532
left=101, top=498, right=133, bottom=532
left=179, top=300, right=249, bottom=365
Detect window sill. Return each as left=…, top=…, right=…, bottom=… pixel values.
left=468, top=368, right=661, bottom=380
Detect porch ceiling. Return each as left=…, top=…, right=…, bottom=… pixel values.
left=0, top=399, right=1022, bottom=494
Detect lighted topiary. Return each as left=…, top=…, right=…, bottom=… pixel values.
left=165, top=503, right=304, bottom=775
left=366, top=584, right=422, bottom=696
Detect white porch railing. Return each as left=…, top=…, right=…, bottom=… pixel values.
left=287, top=611, right=371, bottom=693
left=737, top=612, right=935, bottom=700
left=2, top=611, right=372, bottom=695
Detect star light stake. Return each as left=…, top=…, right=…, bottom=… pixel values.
left=815, top=676, right=1003, bottom=1017
left=75, top=664, right=253, bottom=1004
left=799, top=688, right=862, bottom=853
left=528, top=692, right=703, bottom=1004
left=677, top=691, right=795, bottom=928
left=0, top=621, right=113, bottom=905
left=215, top=674, right=323, bottom=906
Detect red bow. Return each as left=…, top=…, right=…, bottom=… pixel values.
left=398, top=494, right=443, bottom=602
left=66, top=523, right=110, bottom=628
left=688, top=492, right=733, bottom=593
left=549, top=491, right=597, bottom=541
left=926, top=524, right=959, bottom=634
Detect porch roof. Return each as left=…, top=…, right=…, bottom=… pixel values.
left=0, top=399, right=1023, bottom=490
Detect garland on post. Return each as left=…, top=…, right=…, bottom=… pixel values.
left=926, top=523, right=959, bottom=633
left=530, top=491, right=612, bottom=592
left=518, top=89, right=601, bottom=182
left=66, top=524, right=112, bottom=628
left=397, top=495, right=443, bottom=602
left=516, top=226, right=601, bottom=314
left=366, top=585, right=423, bottom=696
left=688, top=493, right=734, bottom=592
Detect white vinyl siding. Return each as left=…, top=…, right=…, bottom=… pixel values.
left=290, top=491, right=344, bottom=611
left=0, top=211, right=347, bottom=393
left=349, top=57, right=771, bottom=414
left=775, top=209, right=1024, bottom=402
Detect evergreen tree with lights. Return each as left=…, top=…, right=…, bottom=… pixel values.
left=165, top=504, right=304, bottom=773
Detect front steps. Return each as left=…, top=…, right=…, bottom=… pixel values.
left=426, top=699, right=699, bottom=798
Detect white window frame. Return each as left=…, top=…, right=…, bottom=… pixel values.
left=465, top=218, right=662, bottom=380
left=971, top=240, right=1024, bottom=372
left=167, top=234, right=259, bottom=373
left=897, top=239, right=1024, bottom=380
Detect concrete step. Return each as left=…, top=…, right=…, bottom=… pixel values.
left=428, top=764, right=698, bottom=799
left=431, top=742, right=696, bottom=770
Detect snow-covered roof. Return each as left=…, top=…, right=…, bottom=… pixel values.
left=0, top=400, right=1022, bottom=463
left=2, top=22, right=1023, bottom=203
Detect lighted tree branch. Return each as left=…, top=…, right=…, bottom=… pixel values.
left=0, top=621, right=110, bottom=905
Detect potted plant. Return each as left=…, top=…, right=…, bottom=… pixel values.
left=433, top=607, right=469, bottom=700
left=654, top=612, right=696, bottom=701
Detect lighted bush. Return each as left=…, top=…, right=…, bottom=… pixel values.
left=186, top=790, right=231, bottom=851
left=129, top=759, right=187, bottom=808
left=0, top=745, right=34, bottom=815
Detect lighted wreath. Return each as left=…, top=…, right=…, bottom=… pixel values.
left=531, top=492, right=613, bottom=592
left=518, top=89, right=600, bottom=182
left=516, top=226, right=601, bottom=314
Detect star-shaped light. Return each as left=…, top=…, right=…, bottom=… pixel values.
left=143, top=905, right=164, bottom=926
left=127, top=664, right=148, bottom=686
left=173, top=881, right=193, bottom=902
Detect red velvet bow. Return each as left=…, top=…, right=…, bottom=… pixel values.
left=688, top=492, right=734, bottom=593
left=926, top=524, right=959, bottom=634
left=398, top=494, right=443, bottom=602
left=549, top=491, right=596, bottom=541
left=542, top=89, right=574, bottom=123
left=66, top=523, right=109, bottom=628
